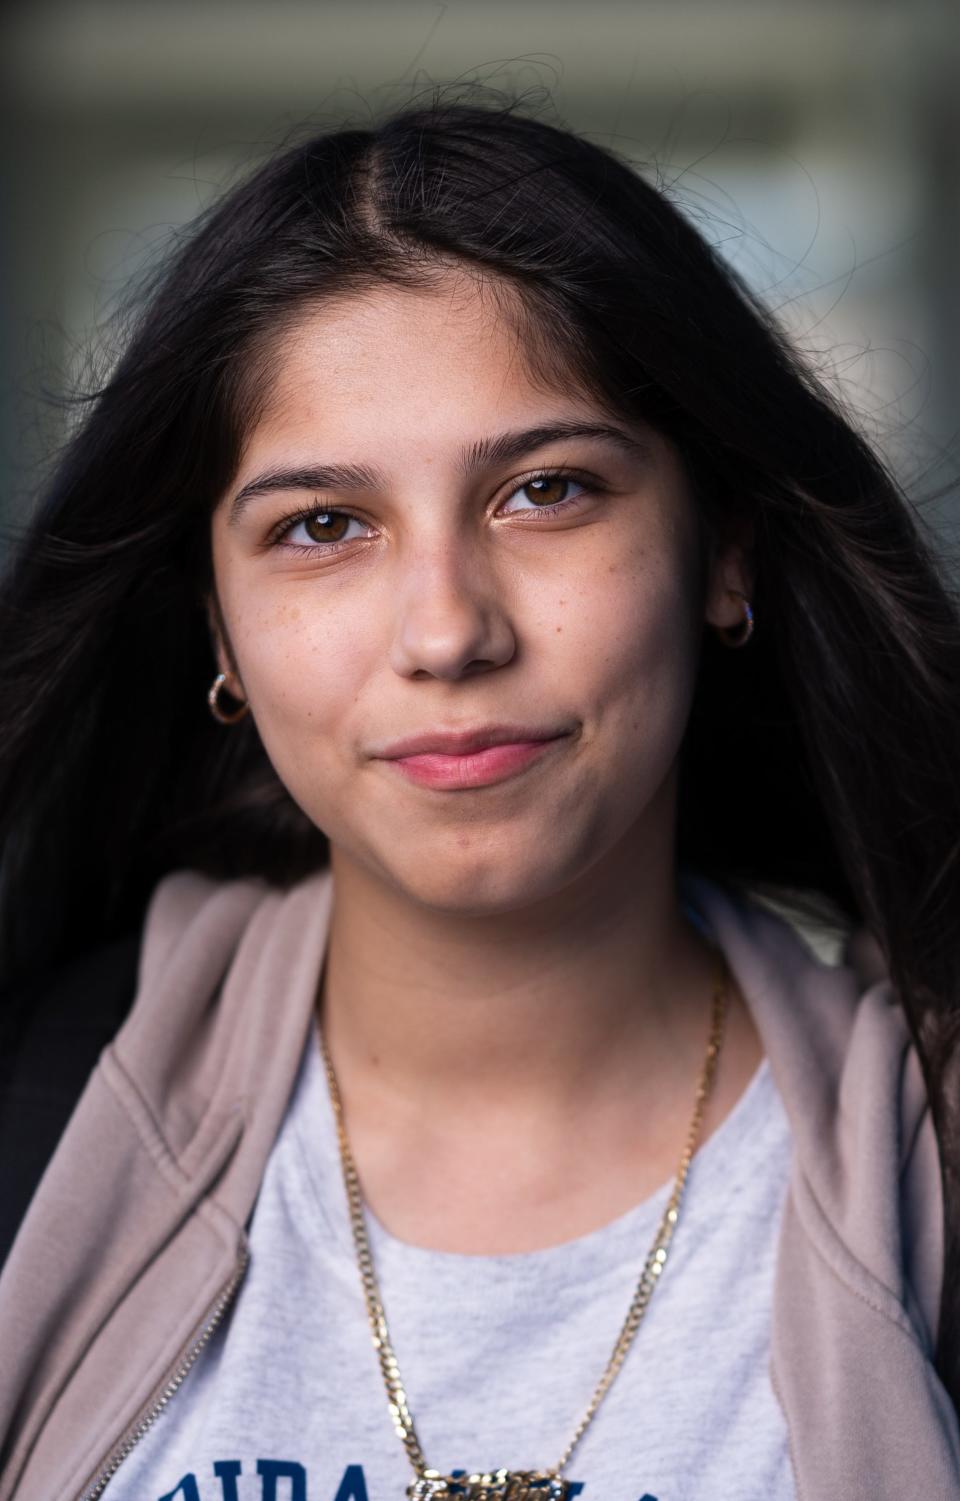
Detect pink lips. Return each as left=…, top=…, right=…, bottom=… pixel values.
left=388, top=737, right=565, bottom=789
left=375, top=723, right=570, bottom=792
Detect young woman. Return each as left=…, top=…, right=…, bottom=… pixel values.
left=0, top=99, right=958, bottom=1501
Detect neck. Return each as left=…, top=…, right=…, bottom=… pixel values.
left=319, top=823, right=720, bottom=1123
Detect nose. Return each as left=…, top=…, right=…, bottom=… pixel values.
left=388, top=540, right=517, bottom=681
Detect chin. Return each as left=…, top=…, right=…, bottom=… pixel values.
left=385, top=844, right=573, bottom=917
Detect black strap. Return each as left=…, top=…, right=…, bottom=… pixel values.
left=0, top=932, right=141, bottom=1273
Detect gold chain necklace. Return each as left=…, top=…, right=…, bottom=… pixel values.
left=318, top=953, right=729, bottom=1501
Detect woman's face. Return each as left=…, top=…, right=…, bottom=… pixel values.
left=210, top=274, right=747, bottom=913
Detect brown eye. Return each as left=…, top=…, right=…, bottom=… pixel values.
left=303, top=511, right=351, bottom=543
left=522, top=476, right=572, bottom=507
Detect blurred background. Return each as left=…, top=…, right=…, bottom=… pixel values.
left=1, top=0, right=958, bottom=553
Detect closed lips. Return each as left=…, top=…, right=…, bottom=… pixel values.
left=378, top=726, right=571, bottom=758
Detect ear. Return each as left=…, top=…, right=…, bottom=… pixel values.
left=205, top=592, right=245, bottom=695
left=703, top=531, right=756, bottom=633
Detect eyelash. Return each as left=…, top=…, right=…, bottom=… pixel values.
left=265, top=468, right=598, bottom=557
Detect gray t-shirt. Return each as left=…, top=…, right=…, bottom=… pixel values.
left=103, top=1027, right=796, bottom=1501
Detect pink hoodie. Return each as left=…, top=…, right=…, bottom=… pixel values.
left=0, top=867, right=957, bottom=1500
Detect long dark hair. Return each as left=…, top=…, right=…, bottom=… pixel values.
left=2, top=98, right=959, bottom=1397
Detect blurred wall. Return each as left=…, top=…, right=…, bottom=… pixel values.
left=1, top=0, right=957, bottom=548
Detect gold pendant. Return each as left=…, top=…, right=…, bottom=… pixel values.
left=407, top=1471, right=571, bottom=1499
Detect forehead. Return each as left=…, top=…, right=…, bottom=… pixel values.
left=244, top=273, right=602, bottom=455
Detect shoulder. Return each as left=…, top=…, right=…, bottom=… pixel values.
left=0, top=865, right=277, bottom=1274
left=134, top=866, right=274, bottom=993
left=0, top=928, right=143, bottom=1272
left=685, top=872, right=943, bottom=1351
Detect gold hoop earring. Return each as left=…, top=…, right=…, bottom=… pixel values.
left=716, top=590, right=755, bottom=649
left=208, top=671, right=249, bottom=724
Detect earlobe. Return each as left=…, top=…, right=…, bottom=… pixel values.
left=704, top=542, right=754, bottom=631
left=704, top=542, right=756, bottom=647
left=204, top=592, right=245, bottom=694
left=714, top=590, right=755, bottom=648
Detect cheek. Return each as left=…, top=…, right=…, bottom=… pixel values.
left=570, top=537, right=696, bottom=705
left=224, top=590, right=375, bottom=806
left=572, top=541, right=702, bottom=776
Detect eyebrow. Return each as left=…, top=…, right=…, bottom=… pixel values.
left=227, top=420, right=650, bottom=526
